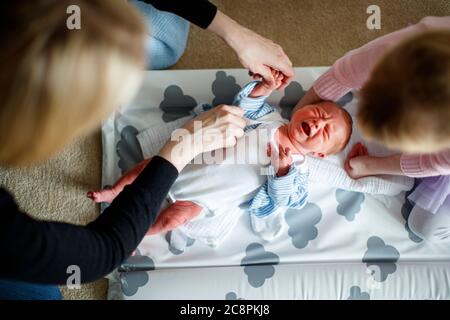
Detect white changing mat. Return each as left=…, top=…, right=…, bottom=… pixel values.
left=133, top=85, right=413, bottom=196
left=101, top=68, right=450, bottom=300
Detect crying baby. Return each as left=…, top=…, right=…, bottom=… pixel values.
left=88, top=72, right=352, bottom=251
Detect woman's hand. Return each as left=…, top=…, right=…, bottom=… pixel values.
left=182, top=104, right=246, bottom=153
left=344, top=143, right=404, bottom=179
left=158, top=105, right=246, bottom=172
left=208, top=11, right=294, bottom=90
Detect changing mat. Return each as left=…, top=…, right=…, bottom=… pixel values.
left=101, top=68, right=450, bottom=300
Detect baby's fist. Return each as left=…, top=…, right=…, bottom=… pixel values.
left=267, top=143, right=293, bottom=177
left=250, top=69, right=285, bottom=97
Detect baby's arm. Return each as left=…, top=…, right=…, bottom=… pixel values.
left=266, top=143, right=308, bottom=209
left=248, top=157, right=308, bottom=241
left=250, top=70, right=285, bottom=98
left=267, top=162, right=309, bottom=209
left=248, top=150, right=308, bottom=241
left=233, top=70, right=283, bottom=120
left=232, top=81, right=273, bottom=120
left=87, top=159, right=150, bottom=203
left=248, top=154, right=308, bottom=217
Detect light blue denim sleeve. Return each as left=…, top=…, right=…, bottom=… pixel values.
left=130, top=0, right=189, bottom=70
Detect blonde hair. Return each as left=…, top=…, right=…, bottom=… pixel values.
left=0, top=0, right=146, bottom=166
left=358, top=30, right=450, bottom=153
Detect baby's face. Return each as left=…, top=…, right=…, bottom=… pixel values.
left=288, top=101, right=350, bottom=157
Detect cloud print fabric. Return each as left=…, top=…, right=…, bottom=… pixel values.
left=102, top=68, right=450, bottom=300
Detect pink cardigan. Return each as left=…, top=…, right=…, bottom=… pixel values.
left=313, top=16, right=450, bottom=178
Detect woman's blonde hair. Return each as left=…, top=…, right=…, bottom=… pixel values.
left=0, top=0, right=146, bottom=166
left=358, top=30, right=450, bottom=153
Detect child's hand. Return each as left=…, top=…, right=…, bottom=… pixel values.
left=250, top=69, right=285, bottom=97
left=267, top=143, right=293, bottom=177
left=344, top=142, right=372, bottom=179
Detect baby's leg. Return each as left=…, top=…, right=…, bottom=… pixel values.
left=251, top=208, right=285, bottom=241
left=146, top=200, right=203, bottom=235
left=87, top=159, right=151, bottom=203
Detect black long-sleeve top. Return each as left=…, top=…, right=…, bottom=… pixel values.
left=143, top=0, right=218, bottom=29
left=0, top=0, right=217, bottom=285
left=0, top=156, right=178, bottom=284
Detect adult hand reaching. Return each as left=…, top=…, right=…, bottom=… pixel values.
left=158, top=105, right=246, bottom=172
left=208, top=10, right=294, bottom=90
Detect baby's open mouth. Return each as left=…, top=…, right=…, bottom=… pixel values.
left=301, top=122, right=311, bottom=136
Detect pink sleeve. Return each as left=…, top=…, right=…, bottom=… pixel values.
left=313, top=16, right=450, bottom=101
left=400, top=149, right=450, bottom=178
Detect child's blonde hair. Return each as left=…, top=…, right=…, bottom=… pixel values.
left=0, top=0, right=146, bottom=166
left=358, top=30, right=450, bottom=153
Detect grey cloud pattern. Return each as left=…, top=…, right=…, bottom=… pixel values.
left=119, top=250, right=154, bottom=296
left=160, top=85, right=197, bottom=122
left=212, top=71, right=241, bottom=106
left=165, top=231, right=196, bottom=255
left=241, top=243, right=280, bottom=288
left=336, top=91, right=354, bottom=107
left=363, top=236, right=400, bottom=282
left=347, top=286, right=370, bottom=300
left=279, top=81, right=305, bottom=120
left=335, top=189, right=365, bottom=221
left=285, top=203, right=322, bottom=249
left=225, top=292, right=245, bottom=300
left=116, top=126, right=144, bottom=173
left=120, top=271, right=149, bottom=297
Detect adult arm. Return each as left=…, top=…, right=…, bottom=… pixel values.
left=0, top=105, right=245, bottom=284
left=0, top=156, right=177, bottom=284
left=208, top=10, right=293, bottom=89
left=143, top=0, right=294, bottom=88
left=400, top=150, right=450, bottom=177
left=345, top=143, right=450, bottom=179
left=302, top=16, right=450, bottom=105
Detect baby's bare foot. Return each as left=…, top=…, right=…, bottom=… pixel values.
left=86, top=189, right=116, bottom=204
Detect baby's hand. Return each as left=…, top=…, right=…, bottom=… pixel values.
left=250, top=69, right=285, bottom=97
left=344, top=142, right=372, bottom=179
left=267, top=143, right=293, bottom=177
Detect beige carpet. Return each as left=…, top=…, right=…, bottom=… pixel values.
left=0, top=0, right=448, bottom=300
